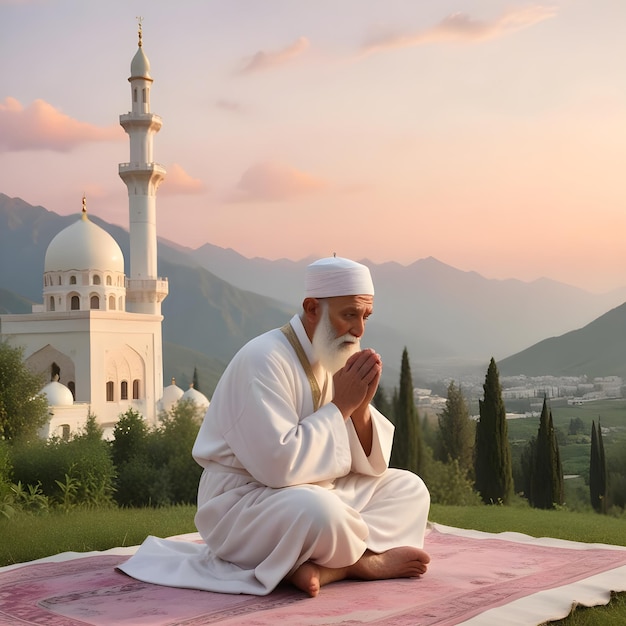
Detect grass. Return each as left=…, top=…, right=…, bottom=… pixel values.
left=1, top=504, right=625, bottom=625
left=0, top=504, right=197, bottom=566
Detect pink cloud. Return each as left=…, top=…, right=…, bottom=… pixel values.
left=231, top=161, right=326, bottom=202
left=159, top=163, right=206, bottom=196
left=362, top=5, right=558, bottom=54
left=0, top=97, right=123, bottom=152
left=238, top=36, right=309, bottom=74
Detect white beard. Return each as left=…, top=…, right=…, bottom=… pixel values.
left=311, top=304, right=361, bottom=374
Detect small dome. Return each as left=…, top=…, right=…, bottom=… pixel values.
left=41, top=381, right=74, bottom=407
left=160, top=379, right=184, bottom=413
left=181, top=384, right=210, bottom=410
left=45, top=212, right=124, bottom=273
left=131, top=47, right=151, bottom=79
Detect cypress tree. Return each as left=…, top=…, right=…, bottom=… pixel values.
left=437, top=381, right=474, bottom=477
left=390, top=348, right=422, bottom=475
left=474, top=357, right=513, bottom=504
left=598, top=419, right=607, bottom=513
left=529, top=397, right=564, bottom=509
left=590, top=419, right=608, bottom=514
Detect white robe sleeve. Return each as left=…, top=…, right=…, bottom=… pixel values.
left=219, top=341, right=353, bottom=489
left=346, top=405, right=395, bottom=476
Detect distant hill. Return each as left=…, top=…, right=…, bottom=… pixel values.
left=0, top=288, right=33, bottom=315
left=499, top=302, right=626, bottom=379
left=189, top=241, right=626, bottom=370
left=3, top=192, right=626, bottom=387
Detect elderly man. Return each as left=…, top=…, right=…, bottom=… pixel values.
left=120, top=257, right=430, bottom=597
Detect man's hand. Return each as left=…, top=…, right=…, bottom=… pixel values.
left=332, top=349, right=382, bottom=419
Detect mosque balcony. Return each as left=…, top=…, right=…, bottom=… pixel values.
left=119, top=112, right=163, bottom=131
left=126, top=278, right=169, bottom=304
left=119, top=162, right=167, bottom=178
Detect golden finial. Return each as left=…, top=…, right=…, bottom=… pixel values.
left=81, top=194, right=88, bottom=220
left=136, top=16, right=143, bottom=47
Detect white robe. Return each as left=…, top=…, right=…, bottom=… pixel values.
left=119, top=315, right=430, bottom=595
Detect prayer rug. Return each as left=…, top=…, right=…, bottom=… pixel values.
left=1, top=524, right=625, bottom=626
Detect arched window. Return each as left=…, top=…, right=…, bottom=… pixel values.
left=133, top=88, right=137, bottom=103
left=61, top=424, right=71, bottom=441
left=49, top=296, right=55, bottom=311
left=120, top=380, right=128, bottom=400
left=68, top=381, right=76, bottom=400
left=106, top=381, right=114, bottom=402
left=142, top=88, right=146, bottom=103
left=132, top=379, right=140, bottom=400
left=71, top=295, right=80, bottom=310
left=70, top=275, right=77, bottom=285
left=93, top=275, right=101, bottom=285
left=58, top=276, right=62, bottom=285
left=109, top=295, right=116, bottom=310
left=90, top=295, right=99, bottom=309
left=106, top=275, right=112, bottom=286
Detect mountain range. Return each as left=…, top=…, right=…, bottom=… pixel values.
left=2, top=193, right=626, bottom=391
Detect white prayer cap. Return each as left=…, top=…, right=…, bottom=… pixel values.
left=304, top=257, right=375, bottom=298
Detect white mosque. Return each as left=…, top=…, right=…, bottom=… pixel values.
left=0, top=24, right=208, bottom=439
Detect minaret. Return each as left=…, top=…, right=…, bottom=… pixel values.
left=119, top=18, right=168, bottom=315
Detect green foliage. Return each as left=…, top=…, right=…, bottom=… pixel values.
left=527, top=397, right=564, bottom=509
left=9, top=432, right=115, bottom=509
left=436, top=381, right=474, bottom=478
left=589, top=420, right=608, bottom=514
left=110, top=408, right=149, bottom=468
left=390, top=348, right=423, bottom=474
left=111, top=404, right=203, bottom=507
left=568, top=417, right=585, bottom=436
left=421, top=447, right=481, bottom=506
left=111, top=409, right=165, bottom=507
left=0, top=341, right=49, bottom=441
left=156, top=400, right=204, bottom=504
left=474, top=358, right=513, bottom=505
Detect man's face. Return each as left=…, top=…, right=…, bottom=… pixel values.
left=311, top=295, right=374, bottom=373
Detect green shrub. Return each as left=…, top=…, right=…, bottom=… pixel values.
left=157, top=400, right=203, bottom=504
left=9, top=433, right=115, bottom=509
left=422, top=448, right=482, bottom=506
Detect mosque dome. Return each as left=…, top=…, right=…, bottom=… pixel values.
left=160, top=379, right=184, bottom=413
left=181, top=384, right=210, bottom=410
left=131, top=47, right=151, bottom=79
left=44, top=211, right=124, bottom=273
left=40, top=380, right=74, bottom=407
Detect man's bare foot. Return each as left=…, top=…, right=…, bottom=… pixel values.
left=288, top=547, right=430, bottom=597
left=348, top=546, right=430, bottom=580
left=288, top=562, right=349, bottom=597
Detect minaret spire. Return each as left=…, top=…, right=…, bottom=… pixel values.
left=118, top=21, right=168, bottom=316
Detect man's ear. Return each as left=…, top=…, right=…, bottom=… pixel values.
left=302, top=297, right=320, bottom=324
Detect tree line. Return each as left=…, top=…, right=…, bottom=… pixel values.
left=0, top=340, right=621, bottom=515
left=377, top=350, right=619, bottom=514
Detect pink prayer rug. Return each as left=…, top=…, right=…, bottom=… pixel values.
left=1, top=524, right=625, bottom=626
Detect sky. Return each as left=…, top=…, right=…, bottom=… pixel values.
left=1, top=0, right=625, bottom=293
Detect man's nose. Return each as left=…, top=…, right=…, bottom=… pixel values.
left=351, top=318, right=365, bottom=338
